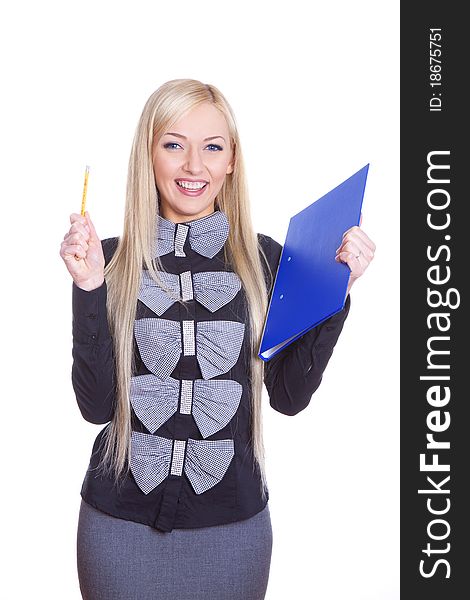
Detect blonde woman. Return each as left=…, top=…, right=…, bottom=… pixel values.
left=60, top=79, right=375, bottom=600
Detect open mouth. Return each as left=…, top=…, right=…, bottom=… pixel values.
left=175, top=180, right=208, bottom=191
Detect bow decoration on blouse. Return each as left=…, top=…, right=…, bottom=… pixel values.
left=130, top=430, right=235, bottom=495
left=155, top=210, right=230, bottom=258
left=134, top=317, right=245, bottom=380
left=138, top=269, right=242, bottom=316
left=130, top=374, right=243, bottom=437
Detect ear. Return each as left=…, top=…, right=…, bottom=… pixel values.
left=226, top=145, right=235, bottom=175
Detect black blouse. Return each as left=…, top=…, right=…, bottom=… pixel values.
left=72, top=209, right=351, bottom=532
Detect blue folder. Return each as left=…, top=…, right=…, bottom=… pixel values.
left=258, top=164, right=369, bottom=361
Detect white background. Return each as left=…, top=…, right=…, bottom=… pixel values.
left=1, top=1, right=399, bottom=598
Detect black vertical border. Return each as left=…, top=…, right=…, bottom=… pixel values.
left=401, top=3, right=467, bottom=598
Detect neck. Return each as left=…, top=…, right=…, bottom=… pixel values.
left=159, top=205, right=217, bottom=225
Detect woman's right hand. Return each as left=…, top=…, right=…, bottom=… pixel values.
left=60, top=211, right=105, bottom=291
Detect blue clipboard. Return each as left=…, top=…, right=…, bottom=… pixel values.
left=258, top=164, right=369, bottom=361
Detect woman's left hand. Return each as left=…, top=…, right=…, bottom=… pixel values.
left=335, top=215, right=376, bottom=295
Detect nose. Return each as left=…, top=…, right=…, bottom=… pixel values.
left=183, top=146, right=204, bottom=175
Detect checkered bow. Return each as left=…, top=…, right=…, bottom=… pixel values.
left=130, top=374, right=242, bottom=438
left=138, top=269, right=242, bottom=316
left=155, top=210, right=230, bottom=259
left=129, top=430, right=235, bottom=495
left=134, top=317, right=245, bottom=380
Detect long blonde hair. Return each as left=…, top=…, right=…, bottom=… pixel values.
left=97, top=79, right=273, bottom=500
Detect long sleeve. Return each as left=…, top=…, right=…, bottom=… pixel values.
left=71, top=238, right=118, bottom=424
left=259, top=233, right=351, bottom=416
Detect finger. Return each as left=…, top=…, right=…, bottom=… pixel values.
left=69, top=219, right=90, bottom=237
left=336, top=250, right=370, bottom=285
left=61, top=236, right=89, bottom=256
left=85, top=211, right=100, bottom=242
left=359, top=212, right=363, bottom=227
left=70, top=212, right=88, bottom=227
left=64, top=225, right=87, bottom=241
left=341, top=228, right=376, bottom=255
left=335, top=250, right=354, bottom=270
left=335, top=251, right=365, bottom=277
left=336, top=239, right=361, bottom=259
left=341, top=225, right=374, bottom=249
left=335, top=249, right=361, bottom=264
left=64, top=230, right=90, bottom=250
left=336, top=232, right=373, bottom=259
left=354, top=228, right=376, bottom=253
left=339, top=238, right=374, bottom=263
left=62, top=243, right=87, bottom=261
left=68, top=214, right=90, bottom=244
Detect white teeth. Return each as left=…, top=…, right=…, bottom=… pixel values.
left=176, top=180, right=207, bottom=190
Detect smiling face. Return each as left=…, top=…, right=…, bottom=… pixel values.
left=152, top=102, right=234, bottom=223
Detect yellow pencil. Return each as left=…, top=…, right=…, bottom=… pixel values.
left=74, top=165, right=90, bottom=261
left=81, top=165, right=90, bottom=216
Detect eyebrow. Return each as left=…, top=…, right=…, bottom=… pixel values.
left=163, top=132, right=226, bottom=143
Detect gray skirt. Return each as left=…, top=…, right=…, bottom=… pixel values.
left=76, top=499, right=273, bottom=600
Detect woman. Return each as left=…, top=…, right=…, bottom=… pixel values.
left=60, top=79, right=375, bottom=600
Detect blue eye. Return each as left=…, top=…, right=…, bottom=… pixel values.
left=163, top=142, right=181, bottom=150
left=163, top=142, right=223, bottom=151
